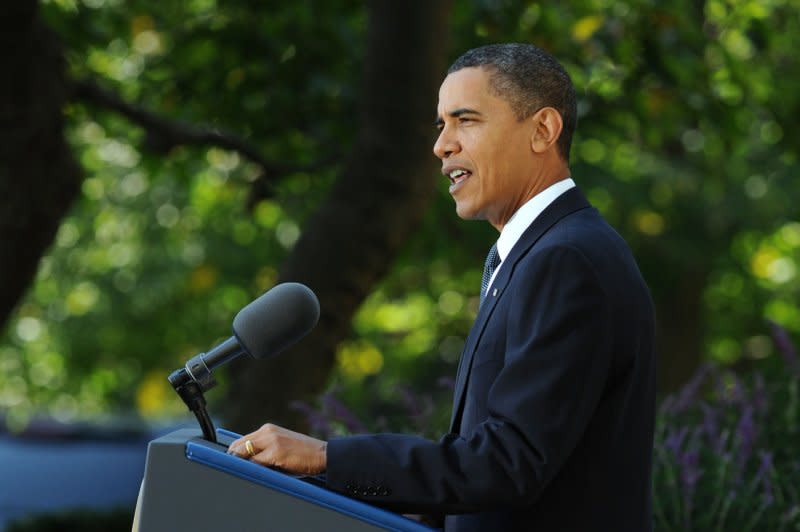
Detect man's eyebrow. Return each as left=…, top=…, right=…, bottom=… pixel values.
left=434, top=108, right=483, bottom=126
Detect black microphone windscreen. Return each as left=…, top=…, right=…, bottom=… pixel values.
left=232, top=282, right=320, bottom=359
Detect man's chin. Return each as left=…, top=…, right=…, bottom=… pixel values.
left=454, top=204, right=474, bottom=220
left=454, top=203, right=483, bottom=222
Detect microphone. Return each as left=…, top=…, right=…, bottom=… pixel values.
left=169, top=282, right=320, bottom=390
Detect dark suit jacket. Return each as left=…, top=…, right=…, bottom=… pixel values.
left=327, top=187, right=656, bottom=531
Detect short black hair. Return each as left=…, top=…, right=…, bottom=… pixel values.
left=448, top=43, right=577, bottom=162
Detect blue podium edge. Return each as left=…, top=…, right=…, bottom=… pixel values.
left=185, top=428, right=433, bottom=532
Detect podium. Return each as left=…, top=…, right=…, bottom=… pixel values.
left=135, top=428, right=434, bottom=531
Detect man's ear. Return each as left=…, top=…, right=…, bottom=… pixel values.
left=530, top=107, right=564, bottom=154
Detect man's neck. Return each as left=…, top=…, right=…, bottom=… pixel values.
left=493, top=170, right=571, bottom=232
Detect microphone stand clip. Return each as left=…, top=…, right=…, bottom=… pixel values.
left=168, top=353, right=220, bottom=443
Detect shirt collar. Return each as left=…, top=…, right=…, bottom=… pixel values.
left=495, top=178, right=576, bottom=262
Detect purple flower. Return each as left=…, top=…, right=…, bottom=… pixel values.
left=672, top=363, right=711, bottom=413
left=769, top=320, right=800, bottom=375
left=679, top=448, right=703, bottom=529
left=700, top=402, right=726, bottom=453
left=321, top=392, right=368, bottom=434
left=679, top=449, right=703, bottom=494
left=755, top=451, right=774, bottom=505
left=664, top=426, right=689, bottom=457
left=734, top=405, right=757, bottom=474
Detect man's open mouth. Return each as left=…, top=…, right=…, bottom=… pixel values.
left=448, top=169, right=472, bottom=186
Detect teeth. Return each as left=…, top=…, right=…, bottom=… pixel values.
left=449, top=169, right=467, bottom=179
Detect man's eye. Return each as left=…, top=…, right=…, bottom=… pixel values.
left=458, top=117, right=472, bottom=124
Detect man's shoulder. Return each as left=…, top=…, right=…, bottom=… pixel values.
left=525, top=204, right=625, bottom=255
left=512, top=206, right=641, bottom=281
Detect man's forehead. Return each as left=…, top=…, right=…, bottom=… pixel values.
left=437, top=67, right=493, bottom=114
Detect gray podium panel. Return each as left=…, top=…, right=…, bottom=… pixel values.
left=135, top=429, right=432, bottom=532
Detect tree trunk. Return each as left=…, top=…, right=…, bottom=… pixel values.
left=654, top=269, right=709, bottom=393
left=0, top=3, right=82, bottom=328
left=224, top=0, right=453, bottom=431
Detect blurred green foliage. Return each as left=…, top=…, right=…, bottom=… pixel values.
left=1, top=0, right=799, bottom=429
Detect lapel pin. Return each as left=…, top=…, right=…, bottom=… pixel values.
left=492, top=288, right=498, bottom=297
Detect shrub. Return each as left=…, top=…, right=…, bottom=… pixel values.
left=652, top=323, right=800, bottom=530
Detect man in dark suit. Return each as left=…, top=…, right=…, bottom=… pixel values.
left=230, top=43, right=656, bottom=531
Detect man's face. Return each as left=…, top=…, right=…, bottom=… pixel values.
left=434, top=67, right=537, bottom=229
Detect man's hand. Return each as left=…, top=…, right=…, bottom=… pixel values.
left=227, top=423, right=327, bottom=476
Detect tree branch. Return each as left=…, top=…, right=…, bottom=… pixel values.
left=68, top=78, right=335, bottom=189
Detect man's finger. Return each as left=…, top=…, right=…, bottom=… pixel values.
left=227, top=434, right=259, bottom=457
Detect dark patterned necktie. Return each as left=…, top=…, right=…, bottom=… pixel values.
left=479, top=243, right=500, bottom=307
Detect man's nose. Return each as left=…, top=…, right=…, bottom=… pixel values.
left=433, top=128, right=459, bottom=159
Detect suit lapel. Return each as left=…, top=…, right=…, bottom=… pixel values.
left=449, top=187, right=591, bottom=432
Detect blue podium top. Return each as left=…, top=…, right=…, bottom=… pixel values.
left=185, top=428, right=435, bottom=532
